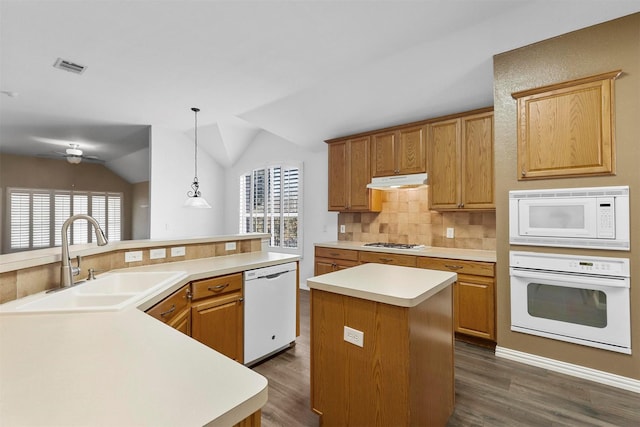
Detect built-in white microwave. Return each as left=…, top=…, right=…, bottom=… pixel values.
left=509, top=186, right=629, bottom=250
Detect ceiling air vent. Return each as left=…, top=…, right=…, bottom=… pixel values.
left=53, top=58, right=87, bottom=74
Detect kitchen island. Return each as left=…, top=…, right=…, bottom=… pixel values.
left=307, top=263, right=457, bottom=426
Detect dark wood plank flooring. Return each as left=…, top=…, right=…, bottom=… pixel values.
left=252, top=290, right=639, bottom=427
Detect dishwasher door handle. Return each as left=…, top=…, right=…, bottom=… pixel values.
left=261, top=271, right=289, bottom=280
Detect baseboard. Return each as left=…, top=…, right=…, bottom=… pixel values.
left=495, top=346, right=640, bottom=394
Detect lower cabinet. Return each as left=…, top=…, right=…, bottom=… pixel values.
left=417, top=257, right=496, bottom=341
left=145, top=273, right=244, bottom=362
left=190, top=273, right=244, bottom=363
left=313, top=247, right=496, bottom=342
left=314, top=247, right=359, bottom=275
left=146, top=283, right=192, bottom=335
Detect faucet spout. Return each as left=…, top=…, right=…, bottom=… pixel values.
left=60, top=214, right=109, bottom=288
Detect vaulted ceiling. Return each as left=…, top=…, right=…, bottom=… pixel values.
left=1, top=1, right=639, bottom=172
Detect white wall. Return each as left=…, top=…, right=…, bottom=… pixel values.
left=150, top=126, right=225, bottom=239
left=224, top=131, right=338, bottom=288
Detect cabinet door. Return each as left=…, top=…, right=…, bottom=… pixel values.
left=191, top=294, right=244, bottom=363
left=169, top=308, right=191, bottom=336
left=428, top=119, right=461, bottom=209
left=349, top=136, right=373, bottom=211
left=315, top=260, right=336, bottom=276
left=371, top=131, right=397, bottom=177
left=328, top=141, right=348, bottom=211
left=461, top=112, right=494, bottom=209
left=454, top=276, right=495, bottom=340
left=397, top=125, right=426, bottom=175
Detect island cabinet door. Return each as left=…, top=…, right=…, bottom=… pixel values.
left=191, top=293, right=244, bottom=363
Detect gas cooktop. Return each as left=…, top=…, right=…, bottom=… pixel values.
left=362, top=242, right=426, bottom=250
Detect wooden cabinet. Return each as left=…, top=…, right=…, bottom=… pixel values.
left=146, top=283, right=192, bottom=335
left=314, top=247, right=359, bottom=275
left=191, top=273, right=244, bottom=363
left=327, top=137, right=381, bottom=212
left=427, top=110, right=494, bottom=210
left=512, top=70, right=620, bottom=180
left=417, top=257, right=495, bottom=341
left=371, top=125, right=426, bottom=177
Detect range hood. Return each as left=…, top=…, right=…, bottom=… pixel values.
left=366, top=173, right=428, bottom=189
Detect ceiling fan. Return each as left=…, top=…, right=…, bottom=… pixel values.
left=53, top=144, right=104, bottom=164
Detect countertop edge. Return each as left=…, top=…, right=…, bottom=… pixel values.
left=314, top=241, right=496, bottom=262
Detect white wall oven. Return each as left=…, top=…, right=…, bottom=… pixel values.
left=510, top=251, right=631, bottom=354
left=509, top=186, right=629, bottom=250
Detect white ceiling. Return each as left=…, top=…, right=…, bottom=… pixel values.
left=1, top=0, right=639, bottom=171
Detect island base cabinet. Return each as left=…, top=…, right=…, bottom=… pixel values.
left=310, top=287, right=454, bottom=427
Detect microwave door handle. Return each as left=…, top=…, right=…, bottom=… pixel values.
left=510, top=269, right=628, bottom=288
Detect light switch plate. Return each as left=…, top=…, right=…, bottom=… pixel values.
left=344, top=326, right=364, bottom=348
left=170, top=246, right=186, bottom=257
left=149, top=248, right=166, bottom=259
left=340, top=225, right=346, bottom=233
left=225, top=242, right=236, bottom=251
left=125, top=251, right=143, bottom=263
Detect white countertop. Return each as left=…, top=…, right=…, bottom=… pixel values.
left=307, top=263, right=456, bottom=307
left=0, top=251, right=299, bottom=426
left=315, top=241, right=496, bottom=262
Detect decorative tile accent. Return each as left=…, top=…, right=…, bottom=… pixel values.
left=338, top=187, right=496, bottom=250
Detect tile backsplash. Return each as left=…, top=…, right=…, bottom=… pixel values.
left=338, top=187, right=496, bottom=250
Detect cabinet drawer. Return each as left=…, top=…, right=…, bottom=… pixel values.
left=191, top=273, right=242, bottom=301
left=417, top=257, right=494, bottom=277
left=146, top=284, right=191, bottom=324
left=359, top=251, right=417, bottom=267
left=315, top=247, right=359, bottom=261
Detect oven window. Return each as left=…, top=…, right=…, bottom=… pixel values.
left=527, top=283, right=607, bottom=328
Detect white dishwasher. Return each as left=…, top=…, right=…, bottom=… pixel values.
left=243, top=262, right=297, bottom=366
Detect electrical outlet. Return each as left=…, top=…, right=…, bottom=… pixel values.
left=149, top=248, right=166, bottom=259
left=446, top=227, right=455, bottom=239
left=340, top=225, right=346, bottom=233
left=125, top=251, right=143, bottom=263
left=225, top=242, right=237, bottom=251
left=170, top=246, right=186, bottom=257
left=344, top=326, right=364, bottom=348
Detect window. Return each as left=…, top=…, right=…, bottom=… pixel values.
left=7, top=188, right=123, bottom=252
left=239, top=164, right=302, bottom=253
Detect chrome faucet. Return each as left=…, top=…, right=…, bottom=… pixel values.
left=60, top=214, right=108, bottom=288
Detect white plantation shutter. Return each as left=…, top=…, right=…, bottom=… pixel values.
left=239, top=164, right=302, bottom=253
left=7, top=188, right=123, bottom=252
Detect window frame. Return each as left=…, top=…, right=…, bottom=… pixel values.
left=239, top=162, right=303, bottom=255
left=5, top=187, right=123, bottom=253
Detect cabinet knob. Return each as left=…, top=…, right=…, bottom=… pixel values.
left=521, top=169, right=526, bottom=176
left=444, top=264, right=463, bottom=271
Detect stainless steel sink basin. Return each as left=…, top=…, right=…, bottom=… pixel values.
left=3, top=270, right=187, bottom=314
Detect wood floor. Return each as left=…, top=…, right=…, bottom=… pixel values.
left=252, top=290, right=640, bottom=427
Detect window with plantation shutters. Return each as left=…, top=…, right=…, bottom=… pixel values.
left=6, top=188, right=123, bottom=252
left=239, top=164, right=302, bottom=253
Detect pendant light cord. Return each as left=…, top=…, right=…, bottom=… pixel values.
left=192, top=107, right=200, bottom=180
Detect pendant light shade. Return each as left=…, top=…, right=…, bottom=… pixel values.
left=184, top=107, right=211, bottom=209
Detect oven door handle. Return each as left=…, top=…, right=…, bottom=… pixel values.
left=510, top=268, right=629, bottom=288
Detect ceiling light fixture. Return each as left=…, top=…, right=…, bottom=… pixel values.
left=66, top=144, right=83, bottom=164
left=184, top=107, right=211, bottom=209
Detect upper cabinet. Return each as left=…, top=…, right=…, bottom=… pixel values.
left=427, top=110, right=494, bottom=210
left=512, top=70, right=621, bottom=180
left=371, top=125, right=426, bottom=177
left=327, top=137, right=381, bottom=212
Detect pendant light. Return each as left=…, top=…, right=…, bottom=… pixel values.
left=184, top=107, right=212, bottom=208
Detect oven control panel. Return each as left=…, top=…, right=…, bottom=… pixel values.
left=510, top=251, right=630, bottom=277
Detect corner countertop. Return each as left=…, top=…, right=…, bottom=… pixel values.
left=0, top=251, right=299, bottom=426
left=315, top=241, right=496, bottom=263
left=307, top=263, right=456, bottom=307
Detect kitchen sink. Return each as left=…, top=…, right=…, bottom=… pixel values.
left=3, top=270, right=187, bottom=314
